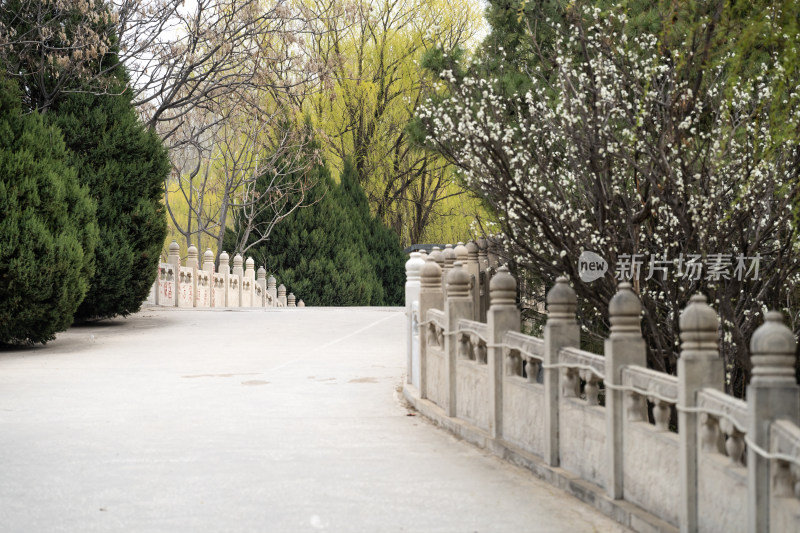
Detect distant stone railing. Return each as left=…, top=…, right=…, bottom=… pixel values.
left=404, top=245, right=800, bottom=533
left=146, top=241, right=304, bottom=309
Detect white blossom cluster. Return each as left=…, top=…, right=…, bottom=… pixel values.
left=418, top=5, right=800, bottom=386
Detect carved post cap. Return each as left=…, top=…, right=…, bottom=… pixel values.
left=288, top=293, right=296, bottom=306
left=245, top=256, right=254, bottom=269
left=490, top=265, right=517, bottom=306
left=546, top=276, right=576, bottom=319
left=268, top=275, right=276, bottom=289
left=278, top=284, right=286, bottom=296
left=679, top=293, right=719, bottom=355
left=454, top=242, right=468, bottom=262
left=420, top=257, right=442, bottom=288
left=257, top=266, right=266, bottom=280
left=169, top=240, right=180, bottom=254
left=233, top=254, right=243, bottom=269
left=446, top=261, right=471, bottom=297
left=429, top=247, right=444, bottom=266
left=202, top=248, right=215, bottom=272
left=466, top=241, right=479, bottom=260
left=298, top=299, right=305, bottom=308
left=405, top=251, right=425, bottom=281
left=750, top=311, right=797, bottom=384
left=187, top=244, right=198, bottom=258
left=218, top=250, right=230, bottom=274
left=443, top=245, right=456, bottom=266
left=609, top=282, right=642, bottom=337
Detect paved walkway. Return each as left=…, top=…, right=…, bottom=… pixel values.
left=0, top=307, right=629, bottom=532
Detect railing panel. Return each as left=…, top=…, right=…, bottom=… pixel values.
left=504, top=331, right=544, bottom=360
left=559, top=347, right=604, bottom=406
left=457, top=319, right=488, bottom=343
left=227, top=277, right=240, bottom=307
left=770, top=420, right=800, bottom=531
left=619, top=365, right=680, bottom=527
left=456, top=359, right=490, bottom=430
left=559, top=396, right=607, bottom=488
left=212, top=273, right=226, bottom=307
left=502, top=378, right=545, bottom=456
left=157, top=263, right=176, bottom=307
left=424, top=308, right=447, bottom=410
left=411, top=301, right=421, bottom=389
left=689, top=387, right=748, bottom=531
left=427, top=308, right=445, bottom=329
left=623, top=418, right=680, bottom=526
left=195, top=270, right=210, bottom=307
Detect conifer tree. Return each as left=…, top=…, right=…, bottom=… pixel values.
left=0, top=77, right=99, bottom=343
left=338, top=157, right=407, bottom=306
left=2, top=0, right=169, bottom=320
left=226, top=148, right=382, bottom=306
left=50, top=66, right=170, bottom=319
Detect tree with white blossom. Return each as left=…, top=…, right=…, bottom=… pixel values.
left=416, top=2, right=800, bottom=394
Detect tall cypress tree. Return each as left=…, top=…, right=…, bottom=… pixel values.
left=0, top=77, right=99, bottom=343
left=338, top=157, right=407, bottom=306
left=1, top=0, right=169, bottom=320
left=50, top=66, right=170, bottom=319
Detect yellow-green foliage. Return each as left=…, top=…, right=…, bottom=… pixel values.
left=299, top=0, right=490, bottom=246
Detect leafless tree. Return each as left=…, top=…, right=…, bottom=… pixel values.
left=166, top=96, right=315, bottom=260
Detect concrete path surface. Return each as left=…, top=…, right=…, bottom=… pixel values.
left=0, top=307, right=629, bottom=532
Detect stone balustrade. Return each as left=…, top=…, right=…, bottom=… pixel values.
left=404, top=244, right=800, bottom=533
left=146, top=241, right=304, bottom=309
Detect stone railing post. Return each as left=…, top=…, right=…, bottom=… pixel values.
left=678, top=294, right=723, bottom=533
left=405, top=251, right=425, bottom=386
left=604, top=282, right=646, bottom=499
left=186, top=244, right=199, bottom=307
left=441, top=244, right=456, bottom=299
left=477, top=238, right=490, bottom=322
left=466, top=241, right=481, bottom=321
left=430, top=246, right=444, bottom=270
left=167, top=240, right=181, bottom=307
left=186, top=244, right=199, bottom=271
left=288, top=293, right=296, bottom=307
left=487, top=237, right=500, bottom=269
left=267, top=275, right=277, bottom=307
left=245, top=257, right=255, bottom=280
left=747, top=311, right=799, bottom=532
left=240, top=257, right=254, bottom=307
left=444, top=262, right=473, bottom=417
left=278, top=284, right=287, bottom=307
left=419, top=257, right=443, bottom=400
left=218, top=251, right=230, bottom=306
left=167, top=240, right=181, bottom=270
left=543, top=276, right=579, bottom=466
left=256, top=267, right=267, bottom=307
left=454, top=242, right=468, bottom=306
left=298, top=300, right=305, bottom=308
left=477, top=237, right=489, bottom=271
left=487, top=266, right=520, bottom=439
left=202, top=248, right=215, bottom=273
left=232, top=253, right=244, bottom=305
left=232, top=253, right=244, bottom=279
left=454, top=242, right=468, bottom=264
